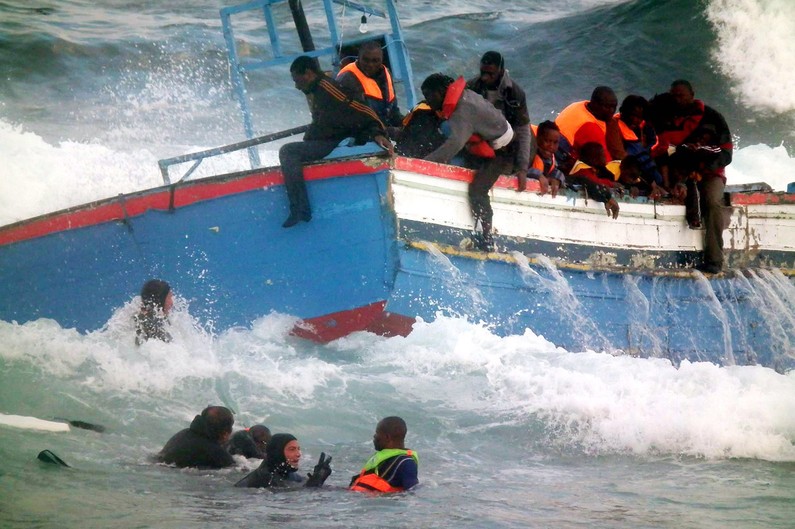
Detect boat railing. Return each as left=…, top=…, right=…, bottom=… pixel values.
left=220, top=0, right=416, bottom=169
left=157, top=125, right=309, bottom=185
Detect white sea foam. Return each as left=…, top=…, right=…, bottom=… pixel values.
left=706, top=0, right=795, bottom=114
left=348, top=316, right=795, bottom=461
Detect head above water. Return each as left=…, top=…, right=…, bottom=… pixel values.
left=587, top=86, right=618, bottom=122
left=201, top=405, right=234, bottom=443
left=266, top=433, right=300, bottom=470
left=249, top=424, right=272, bottom=449
left=420, top=73, right=455, bottom=112
left=373, top=416, right=407, bottom=451
left=479, top=50, right=504, bottom=89
left=140, top=279, right=172, bottom=314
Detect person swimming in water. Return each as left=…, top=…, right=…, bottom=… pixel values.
left=234, top=433, right=332, bottom=489
left=227, top=424, right=271, bottom=459
left=156, top=405, right=235, bottom=469
left=134, top=279, right=173, bottom=345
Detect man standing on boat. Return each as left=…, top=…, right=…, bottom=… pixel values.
left=654, top=80, right=733, bottom=274
left=466, top=51, right=535, bottom=193
left=281, top=55, right=394, bottom=228
left=421, top=73, right=515, bottom=252
left=337, top=40, right=403, bottom=130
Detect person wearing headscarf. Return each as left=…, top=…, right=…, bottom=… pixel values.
left=134, top=279, right=173, bottom=345
left=234, top=433, right=332, bottom=488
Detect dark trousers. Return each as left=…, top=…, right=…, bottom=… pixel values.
left=467, top=153, right=514, bottom=239
left=686, top=175, right=726, bottom=267
left=279, top=140, right=340, bottom=216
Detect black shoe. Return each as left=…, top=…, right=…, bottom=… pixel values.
left=282, top=213, right=301, bottom=228
left=695, top=262, right=721, bottom=274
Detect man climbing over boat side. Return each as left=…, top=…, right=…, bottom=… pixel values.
left=337, top=40, right=403, bottom=131
left=421, top=73, right=515, bottom=252
left=651, top=80, right=733, bottom=274
left=350, top=416, right=418, bottom=493
left=280, top=55, right=394, bottom=228
left=466, top=51, right=535, bottom=193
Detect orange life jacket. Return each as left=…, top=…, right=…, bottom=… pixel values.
left=440, top=77, right=495, bottom=158
left=349, top=449, right=416, bottom=493
left=338, top=62, right=395, bottom=103
left=613, top=113, right=639, bottom=142
left=556, top=101, right=607, bottom=145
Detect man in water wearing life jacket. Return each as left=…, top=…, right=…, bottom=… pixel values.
left=421, top=73, right=515, bottom=252
left=555, top=86, right=618, bottom=173
left=654, top=80, right=733, bottom=274
left=280, top=55, right=393, bottom=228
left=337, top=40, right=403, bottom=130
left=350, top=416, right=418, bottom=493
left=157, top=405, right=235, bottom=469
left=466, top=51, right=535, bottom=193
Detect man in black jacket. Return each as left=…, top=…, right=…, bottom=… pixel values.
left=157, top=405, right=235, bottom=469
left=280, top=55, right=393, bottom=228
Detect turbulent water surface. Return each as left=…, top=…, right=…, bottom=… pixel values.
left=1, top=1, right=795, bottom=528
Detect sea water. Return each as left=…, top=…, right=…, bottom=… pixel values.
left=1, top=1, right=794, bottom=528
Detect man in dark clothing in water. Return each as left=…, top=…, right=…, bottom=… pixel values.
left=235, top=433, right=332, bottom=488
left=157, top=406, right=235, bottom=469
left=227, top=424, right=271, bottom=459
left=280, top=55, right=393, bottom=228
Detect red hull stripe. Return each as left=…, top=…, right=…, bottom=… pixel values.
left=290, top=300, right=399, bottom=343
left=0, top=158, right=390, bottom=246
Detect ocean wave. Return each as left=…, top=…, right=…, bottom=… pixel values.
left=706, top=0, right=795, bottom=114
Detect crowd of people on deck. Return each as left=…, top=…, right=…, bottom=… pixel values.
left=280, top=43, right=732, bottom=274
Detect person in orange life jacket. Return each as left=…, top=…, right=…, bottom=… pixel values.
left=235, top=433, right=332, bottom=488
left=157, top=406, right=235, bottom=469
left=336, top=40, right=403, bottom=130
left=605, top=95, right=664, bottom=199
left=135, top=279, right=173, bottom=345
left=350, top=416, right=418, bottom=493
left=555, top=86, right=618, bottom=174
left=466, top=51, right=536, bottom=193
left=421, top=73, right=515, bottom=252
left=567, top=142, right=621, bottom=219
left=227, top=424, right=271, bottom=459
left=527, top=121, right=565, bottom=198
left=663, top=79, right=732, bottom=274
left=280, top=55, right=393, bottom=228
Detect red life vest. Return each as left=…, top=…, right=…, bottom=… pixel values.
left=440, top=77, right=495, bottom=158
left=338, top=62, right=395, bottom=103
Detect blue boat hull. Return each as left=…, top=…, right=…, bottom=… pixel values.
left=385, top=243, right=795, bottom=369
left=0, top=161, right=398, bottom=341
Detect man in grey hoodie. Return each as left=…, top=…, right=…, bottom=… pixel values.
left=421, top=73, right=514, bottom=252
